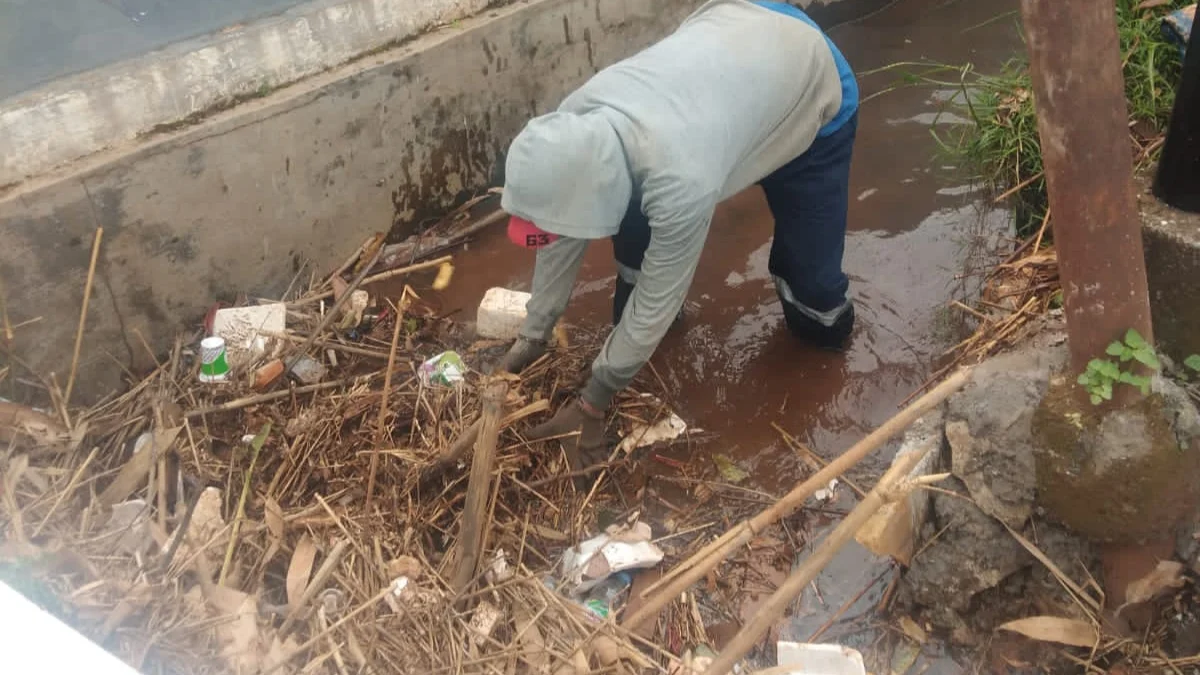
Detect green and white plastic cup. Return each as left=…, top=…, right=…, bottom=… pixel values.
left=199, top=336, right=230, bottom=382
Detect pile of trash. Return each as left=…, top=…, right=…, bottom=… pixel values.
left=0, top=207, right=710, bottom=674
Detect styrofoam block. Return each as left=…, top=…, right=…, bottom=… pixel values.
left=476, top=287, right=531, bottom=340
left=776, top=642, right=867, bottom=675
left=212, top=303, right=286, bottom=364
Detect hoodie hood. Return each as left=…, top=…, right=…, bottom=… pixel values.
left=501, top=111, right=632, bottom=240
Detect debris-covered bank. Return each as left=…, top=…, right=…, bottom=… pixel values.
left=0, top=215, right=727, bottom=674
left=881, top=320, right=1200, bottom=673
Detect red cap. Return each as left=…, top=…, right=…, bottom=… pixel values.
left=507, top=216, right=559, bottom=249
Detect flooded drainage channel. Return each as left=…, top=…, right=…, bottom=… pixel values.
left=435, top=0, right=1023, bottom=668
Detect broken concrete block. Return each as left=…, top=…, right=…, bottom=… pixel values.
left=945, top=346, right=1064, bottom=529
left=902, top=477, right=1032, bottom=614
left=476, top=287, right=530, bottom=341
left=856, top=410, right=945, bottom=564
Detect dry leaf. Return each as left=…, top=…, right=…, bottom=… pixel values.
left=386, top=555, right=422, bottom=580
left=998, top=616, right=1098, bottom=648
left=530, top=524, right=570, bottom=542
left=712, top=453, right=748, bottom=483
left=204, top=583, right=252, bottom=615
left=1137, top=0, right=1171, bottom=9
left=97, top=426, right=183, bottom=507
left=0, top=402, right=70, bottom=448
left=213, top=590, right=265, bottom=674
left=287, top=534, right=317, bottom=611
left=264, top=498, right=284, bottom=563
left=164, top=487, right=226, bottom=569
left=431, top=262, right=455, bottom=290
left=331, top=276, right=349, bottom=302
left=1123, top=560, right=1186, bottom=607
left=898, top=615, right=928, bottom=644
left=513, top=603, right=549, bottom=672
left=264, top=635, right=300, bottom=673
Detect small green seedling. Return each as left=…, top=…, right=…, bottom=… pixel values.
left=1105, top=328, right=1160, bottom=369
left=1078, top=329, right=1158, bottom=405
left=1186, top=354, right=1200, bottom=373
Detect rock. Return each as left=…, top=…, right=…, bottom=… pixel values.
left=1033, top=372, right=1200, bottom=543
left=901, top=478, right=1096, bottom=647
left=946, top=345, right=1064, bottom=528
left=1175, top=510, right=1200, bottom=573
left=1022, top=523, right=1099, bottom=614
left=903, top=477, right=1032, bottom=614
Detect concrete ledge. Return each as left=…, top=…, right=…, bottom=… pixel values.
left=1137, top=172, right=1200, bottom=364
left=0, top=0, right=491, bottom=187
left=0, top=0, right=875, bottom=191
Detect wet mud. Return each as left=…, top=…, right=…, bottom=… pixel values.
left=431, top=0, right=1024, bottom=666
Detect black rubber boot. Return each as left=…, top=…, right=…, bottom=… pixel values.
left=782, top=301, right=855, bottom=351
left=613, top=277, right=684, bottom=327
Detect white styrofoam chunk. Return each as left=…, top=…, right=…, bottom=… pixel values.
left=476, top=287, right=531, bottom=340
left=776, top=642, right=867, bottom=675
left=212, top=303, right=286, bottom=364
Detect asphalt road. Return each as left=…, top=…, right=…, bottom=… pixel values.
left=0, top=0, right=308, bottom=100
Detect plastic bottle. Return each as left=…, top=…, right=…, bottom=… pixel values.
left=581, top=572, right=632, bottom=620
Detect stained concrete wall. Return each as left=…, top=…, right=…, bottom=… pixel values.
left=0, top=0, right=493, bottom=187
left=0, top=0, right=707, bottom=400
left=1138, top=174, right=1200, bottom=364
left=0, top=0, right=874, bottom=189
left=0, top=0, right=882, bottom=402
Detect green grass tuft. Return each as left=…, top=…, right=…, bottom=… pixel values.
left=904, top=0, right=1189, bottom=237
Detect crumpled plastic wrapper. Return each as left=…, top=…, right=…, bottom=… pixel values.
left=560, top=521, right=664, bottom=595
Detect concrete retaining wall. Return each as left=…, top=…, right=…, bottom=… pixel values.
left=0, top=0, right=872, bottom=190
left=0, top=0, right=881, bottom=402
left=1138, top=174, right=1200, bottom=364
left=1, top=0, right=708, bottom=400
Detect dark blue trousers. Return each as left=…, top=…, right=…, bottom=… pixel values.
left=611, top=112, right=858, bottom=323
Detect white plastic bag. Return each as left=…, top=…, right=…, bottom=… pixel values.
left=560, top=521, right=664, bottom=595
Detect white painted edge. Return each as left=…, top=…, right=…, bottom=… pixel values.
left=0, top=0, right=490, bottom=186
left=0, top=581, right=143, bottom=675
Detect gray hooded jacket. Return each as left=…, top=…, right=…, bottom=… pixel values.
left=501, top=0, right=845, bottom=409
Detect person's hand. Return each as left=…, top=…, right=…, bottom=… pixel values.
left=496, top=336, right=547, bottom=374
left=528, top=398, right=607, bottom=468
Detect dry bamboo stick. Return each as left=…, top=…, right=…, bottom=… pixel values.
left=323, top=235, right=377, bottom=289
left=420, top=399, right=551, bottom=480
left=263, top=331, right=399, bottom=360
left=184, top=375, right=376, bottom=418
left=704, top=442, right=936, bottom=675
left=279, top=538, right=350, bottom=637
left=366, top=297, right=406, bottom=508
left=624, top=367, right=972, bottom=630
left=291, top=255, right=453, bottom=306
left=262, top=585, right=393, bottom=675
left=0, top=275, right=12, bottom=342
left=772, top=422, right=866, bottom=498
left=992, top=170, right=1044, bottom=204
left=65, top=227, right=103, bottom=407
left=451, top=379, right=508, bottom=594
left=284, top=245, right=384, bottom=376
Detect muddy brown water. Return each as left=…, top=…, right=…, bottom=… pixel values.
left=438, top=0, right=1020, bottom=483
left=431, top=0, right=1023, bottom=666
